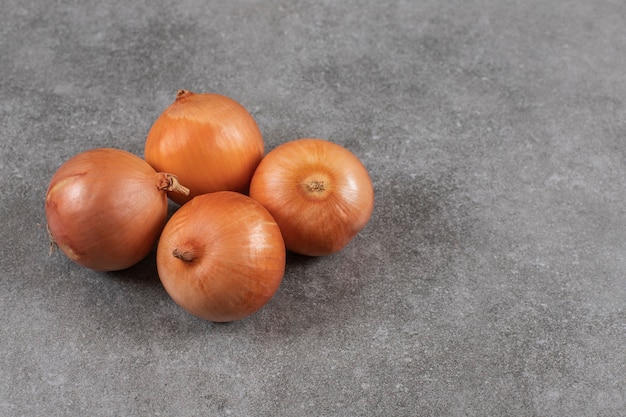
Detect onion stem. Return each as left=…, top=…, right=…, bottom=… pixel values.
left=173, top=248, right=195, bottom=263
left=158, top=173, right=190, bottom=196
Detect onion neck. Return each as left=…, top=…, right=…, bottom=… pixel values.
left=175, top=89, right=193, bottom=100
left=173, top=248, right=195, bottom=263
left=156, top=173, right=190, bottom=196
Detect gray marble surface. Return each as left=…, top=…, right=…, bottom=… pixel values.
left=1, top=1, right=625, bottom=416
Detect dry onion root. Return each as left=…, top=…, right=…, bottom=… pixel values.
left=45, top=148, right=189, bottom=271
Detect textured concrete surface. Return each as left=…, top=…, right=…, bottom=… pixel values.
left=1, top=1, right=625, bottom=416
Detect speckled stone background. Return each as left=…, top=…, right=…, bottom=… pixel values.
left=1, top=1, right=625, bottom=416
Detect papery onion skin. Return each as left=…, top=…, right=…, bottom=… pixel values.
left=45, top=148, right=189, bottom=271
left=144, top=90, right=265, bottom=205
left=249, top=138, right=374, bottom=256
left=156, top=191, right=286, bottom=322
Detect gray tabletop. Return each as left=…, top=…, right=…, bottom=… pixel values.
left=2, top=1, right=625, bottom=416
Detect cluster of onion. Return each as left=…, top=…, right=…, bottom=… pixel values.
left=46, top=89, right=374, bottom=322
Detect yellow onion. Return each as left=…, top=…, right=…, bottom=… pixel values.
left=45, top=148, right=189, bottom=271
left=144, top=89, right=265, bottom=204
left=249, top=138, right=374, bottom=256
left=156, top=191, right=285, bottom=322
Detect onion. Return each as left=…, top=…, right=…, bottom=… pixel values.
left=45, top=148, right=189, bottom=271
left=249, top=138, right=374, bottom=256
left=144, top=89, right=265, bottom=205
left=156, top=191, right=286, bottom=322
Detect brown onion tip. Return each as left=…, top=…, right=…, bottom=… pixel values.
left=172, top=248, right=194, bottom=263
left=176, top=89, right=192, bottom=99
left=157, top=173, right=191, bottom=196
